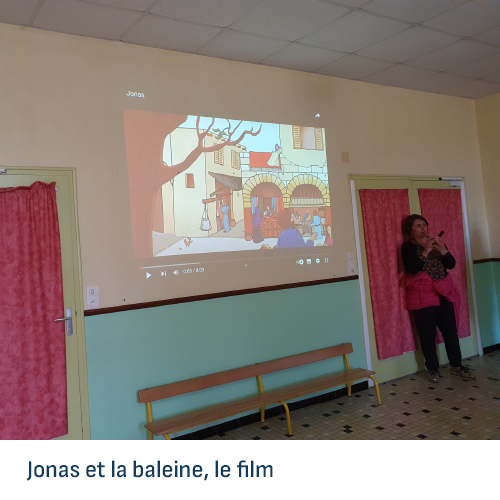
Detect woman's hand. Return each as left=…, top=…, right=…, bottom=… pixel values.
left=433, top=235, right=448, bottom=254
left=422, top=237, right=436, bottom=257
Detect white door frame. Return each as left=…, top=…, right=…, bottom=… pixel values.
left=350, top=176, right=484, bottom=377
left=350, top=180, right=373, bottom=379
left=458, top=179, right=483, bottom=355
left=0, top=166, right=90, bottom=439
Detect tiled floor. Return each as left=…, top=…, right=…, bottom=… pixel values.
left=206, top=350, right=500, bottom=440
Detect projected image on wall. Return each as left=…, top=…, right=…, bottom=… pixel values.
left=124, top=110, right=331, bottom=259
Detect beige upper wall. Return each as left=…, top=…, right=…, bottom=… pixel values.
left=0, top=23, right=491, bottom=307
left=476, top=93, right=500, bottom=257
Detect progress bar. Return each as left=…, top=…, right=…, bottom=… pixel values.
left=140, top=262, right=201, bottom=269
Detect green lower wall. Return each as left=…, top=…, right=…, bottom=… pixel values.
left=84, top=279, right=365, bottom=440
left=474, top=261, right=500, bottom=349
left=84, top=263, right=500, bottom=440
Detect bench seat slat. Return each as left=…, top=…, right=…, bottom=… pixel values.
left=145, top=368, right=374, bottom=436
left=139, top=343, right=354, bottom=404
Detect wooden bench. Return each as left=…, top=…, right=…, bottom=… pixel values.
left=138, top=343, right=381, bottom=440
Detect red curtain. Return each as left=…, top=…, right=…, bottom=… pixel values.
left=359, top=189, right=417, bottom=360
left=276, top=197, right=283, bottom=213
left=0, top=182, right=67, bottom=439
left=418, top=189, right=471, bottom=340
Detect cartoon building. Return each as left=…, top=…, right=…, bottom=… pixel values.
left=240, top=124, right=330, bottom=241
left=151, top=126, right=246, bottom=255
left=148, top=118, right=330, bottom=256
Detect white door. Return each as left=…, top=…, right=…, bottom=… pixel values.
left=0, top=167, right=89, bottom=439
left=351, top=176, right=481, bottom=383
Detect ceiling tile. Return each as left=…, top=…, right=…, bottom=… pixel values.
left=442, top=79, right=500, bottom=99
left=150, top=0, right=265, bottom=28
left=362, top=0, right=468, bottom=23
left=473, top=26, right=500, bottom=47
left=122, top=14, right=222, bottom=52
left=407, top=40, right=500, bottom=72
left=0, top=0, right=42, bottom=25
left=260, top=43, right=345, bottom=72
left=299, top=10, right=408, bottom=53
left=423, top=1, right=500, bottom=37
left=230, top=0, right=350, bottom=41
left=402, top=72, right=474, bottom=93
left=198, top=30, right=289, bottom=63
left=447, top=53, right=500, bottom=79
left=85, top=0, right=156, bottom=12
left=33, top=0, right=142, bottom=40
left=315, top=54, right=394, bottom=79
left=362, top=64, right=436, bottom=87
left=357, top=26, right=459, bottom=63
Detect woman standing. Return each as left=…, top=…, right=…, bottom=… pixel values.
left=401, top=214, right=474, bottom=382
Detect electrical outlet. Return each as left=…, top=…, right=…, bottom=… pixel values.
left=348, top=253, right=356, bottom=275
left=86, top=287, right=99, bottom=309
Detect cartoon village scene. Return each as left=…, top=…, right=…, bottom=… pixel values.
left=124, top=110, right=332, bottom=259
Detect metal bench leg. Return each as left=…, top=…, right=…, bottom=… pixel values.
left=257, top=375, right=265, bottom=422
left=344, top=355, right=352, bottom=396
left=163, top=434, right=171, bottom=440
left=369, top=376, right=382, bottom=405
left=146, top=402, right=153, bottom=440
left=280, top=402, right=293, bottom=436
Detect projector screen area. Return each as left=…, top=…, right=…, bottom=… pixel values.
left=124, top=109, right=336, bottom=299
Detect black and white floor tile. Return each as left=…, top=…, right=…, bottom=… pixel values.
left=205, top=350, right=500, bottom=440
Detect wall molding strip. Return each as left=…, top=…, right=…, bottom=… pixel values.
left=473, top=258, right=500, bottom=264
left=84, top=275, right=358, bottom=316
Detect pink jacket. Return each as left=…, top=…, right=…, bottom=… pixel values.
left=405, top=272, right=460, bottom=329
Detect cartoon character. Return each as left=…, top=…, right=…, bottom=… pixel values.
left=324, top=226, right=333, bottom=246
left=312, top=210, right=322, bottom=240
left=184, top=237, right=193, bottom=247
left=303, top=210, right=311, bottom=233
left=263, top=205, right=274, bottom=218
left=252, top=207, right=264, bottom=243
left=220, top=200, right=230, bottom=232
left=268, top=143, right=282, bottom=166
left=276, top=209, right=315, bottom=248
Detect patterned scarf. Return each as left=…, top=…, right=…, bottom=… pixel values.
left=417, top=244, right=445, bottom=280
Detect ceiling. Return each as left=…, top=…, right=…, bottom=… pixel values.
left=3, top=0, right=500, bottom=99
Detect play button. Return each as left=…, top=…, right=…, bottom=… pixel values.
left=146, top=272, right=151, bottom=279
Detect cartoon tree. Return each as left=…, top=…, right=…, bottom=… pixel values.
left=124, top=109, right=261, bottom=258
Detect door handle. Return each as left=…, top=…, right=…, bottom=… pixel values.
left=54, top=307, right=73, bottom=336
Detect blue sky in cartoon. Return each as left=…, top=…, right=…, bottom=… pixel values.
left=179, top=115, right=280, bottom=153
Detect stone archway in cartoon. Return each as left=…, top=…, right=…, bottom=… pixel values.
left=242, top=173, right=287, bottom=240
left=286, top=174, right=330, bottom=239
left=285, top=174, right=330, bottom=207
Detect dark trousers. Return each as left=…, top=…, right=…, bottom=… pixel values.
left=412, top=296, right=462, bottom=370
